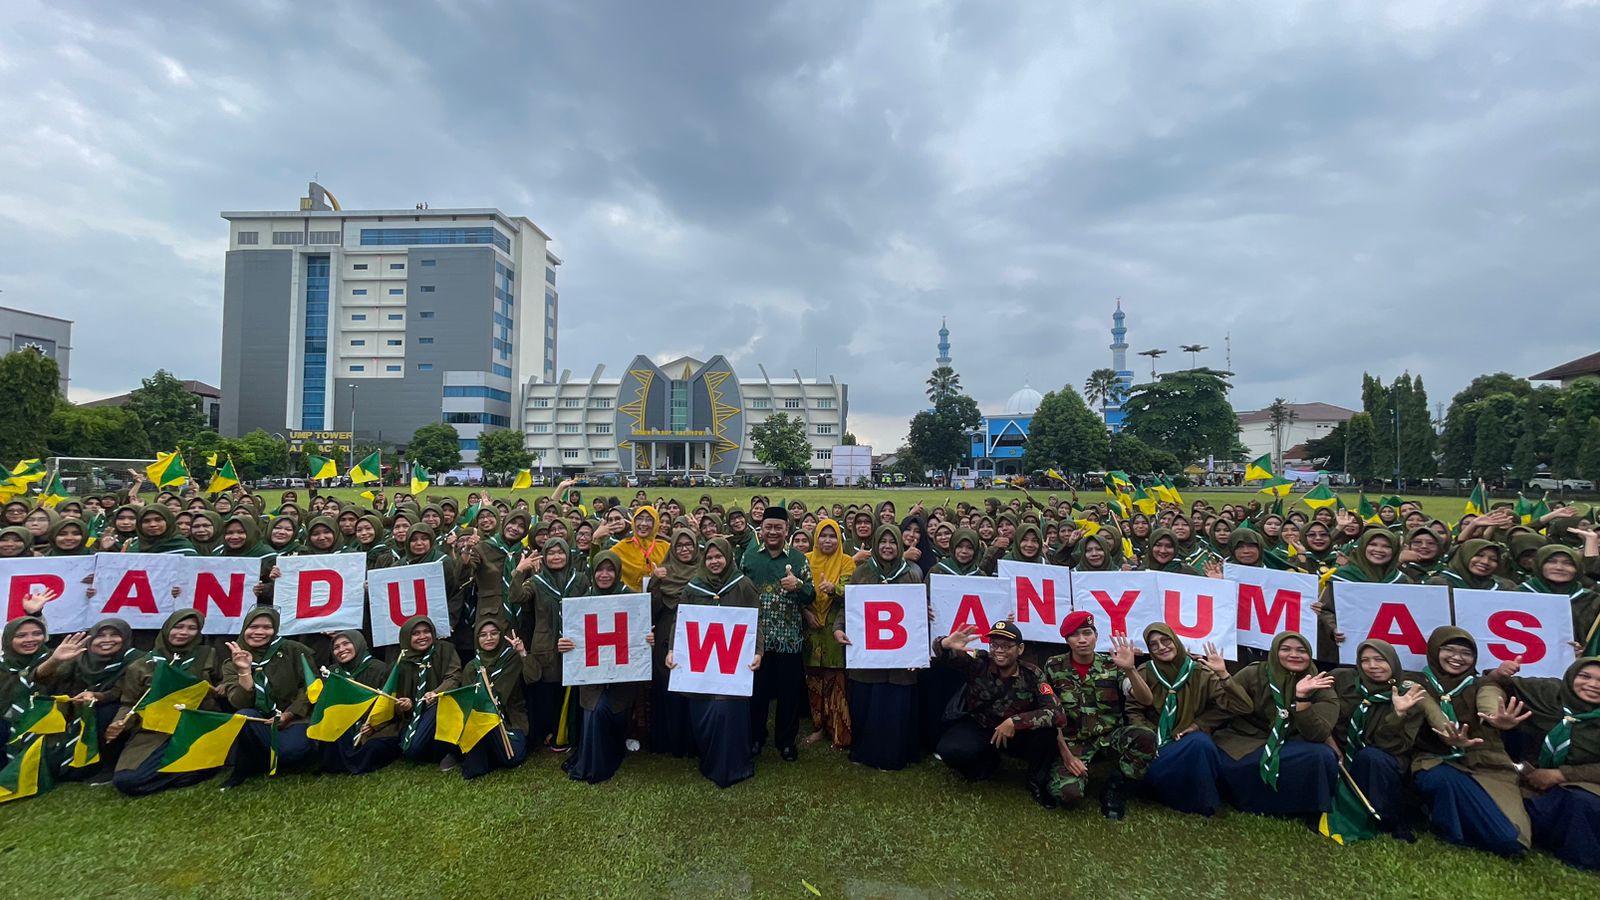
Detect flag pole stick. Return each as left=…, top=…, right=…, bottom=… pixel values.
left=1336, top=758, right=1382, bottom=821
left=478, top=666, right=515, bottom=758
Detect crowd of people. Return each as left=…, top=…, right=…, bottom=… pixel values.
left=3, top=473, right=1600, bottom=872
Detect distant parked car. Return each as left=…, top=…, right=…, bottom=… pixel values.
left=1564, top=479, right=1596, bottom=491
left=1528, top=477, right=1563, bottom=491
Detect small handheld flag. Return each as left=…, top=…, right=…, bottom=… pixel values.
left=350, top=451, right=382, bottom=485
left=1244, top=454, right=1275, bottom=482
left=307, top=455, right=339, bottom=481
left=411, top=462, right=431, bottom=495
left=146, top=451, right=189, bottom=488
left=511, top=469, right=533, bottom=491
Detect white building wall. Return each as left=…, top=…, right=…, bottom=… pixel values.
left=1239, top=417, right=1348, bottom=464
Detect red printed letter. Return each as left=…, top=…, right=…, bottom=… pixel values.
left=385, top=579, right=428, bottom=626
left=1368, top=602, right=1427, bottom=656
left=296, top=570, right=342, bottom=619
left=1164, top=589, right=1214, bottom=639
left=1237, top=585, right=1301, bottom=635
left=953, top=593, right=994, bottom=644
left=193, top=572, right=247, bottom=620
left=7, top=574, right=66, bottom=620
left=1486, top=610, right=1546, bottom=664
left=1090, top=590, right=1141, bottom=636
left=104, top=570, right=158, bottom=616
left=1015, top=577, right=1058, bottom=629
left=864, top=600, right=908, bottom=650
left=686, top=621, right=749, bottom=675
left=585, top=611, right=630, bottom=667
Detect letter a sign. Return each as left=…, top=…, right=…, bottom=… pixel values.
left=561, top=593, right=652, bottom=686
left=844, top=583, right=929, bottom=670
left=669, top=603, right=759, bottom=697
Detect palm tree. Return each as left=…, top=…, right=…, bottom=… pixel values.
left=1084, top=368, right=1123, bottom=415
left=1137, top=348, right=1167, bottom=379
left=1180, top=343, right=1208, bottom=369
left=926, top=366, right=961, bottom=403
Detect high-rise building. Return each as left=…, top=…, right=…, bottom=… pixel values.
left=1104, top=301, right=1135, bottom=432
left=936, top=318, right=951, bottom=367
left=219, top=183, right=559, bottom=460
left=0, top=306, right=72, bottom=394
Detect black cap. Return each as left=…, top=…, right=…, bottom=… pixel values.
left=986, top=620, right=1023, bottom=642
left=762, top=506, right=790, bottom=523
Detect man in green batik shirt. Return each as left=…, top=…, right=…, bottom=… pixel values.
left=741, top=506, right=814, bottom=761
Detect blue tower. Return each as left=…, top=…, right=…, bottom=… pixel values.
left=1104, top=301, right=1135, bottom=431
left=936, top=318, right=951, bottom=367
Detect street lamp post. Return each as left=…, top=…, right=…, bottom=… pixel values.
left=350, top=384, right=358, bottom=471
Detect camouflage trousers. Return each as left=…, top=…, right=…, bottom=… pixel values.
left=1047, top=725, right=1157, bottom=804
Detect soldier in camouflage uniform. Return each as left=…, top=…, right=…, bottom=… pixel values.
left=933, top=620, right=1066, bottom=806
left=1043, top=611, right=1158, bottom=818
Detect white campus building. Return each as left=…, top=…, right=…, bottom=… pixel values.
left=1236, top=402, right=1355, bottom=468
left=523, top=355, right=848, bottom=476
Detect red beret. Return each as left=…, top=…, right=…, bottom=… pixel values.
left=1059, top=610, right=1095, bottom=640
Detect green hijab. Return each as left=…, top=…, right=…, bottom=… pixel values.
left=128, top=505, right=197, bottom=555
left=1331, top=529, right=1403, bottom=583
left=330, top=629, right=378, bottom=680
left=187, top=510, right=224, bottom=556
left=75, top=617, right=146, bottom=691
left=2, top=615, right=49, bottom=719
left=44, top=516, right=93, bottom=556
left=1440, top=539, right=1506, bottom=590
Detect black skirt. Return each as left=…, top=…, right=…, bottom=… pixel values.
left=567, top=688, right=630, bottom=784
left=688, top=697, right=754, bottom=788
left=849, top=680, right=920, bottom=771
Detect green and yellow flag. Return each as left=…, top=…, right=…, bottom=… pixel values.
left=1043, top=468, right=1068, bottom=485
left=1301, top=483, right=1339, bottom=510
left=1102, top=487, right=1126, bottom=519
left=1106, top=470, right=1133, bottom=492
left=146, top=451, right=189, bottom=488
left=1318, top=781, right=1379, bottom=845
left=435, top=683, right=501, bottom=753
left=1161, top=474, right=1185, bottom=507
left=1464, top=481, right=1487, bottom=517
left=1072, top=518, right=1103, bottom=537
left=307, top=455, right=339, bottom=481
left=8, top=459, right=47, bottom=485
left=1258, top=477, right=1295, bottom=498
left=365, top=666, right=402, bottom=731
left=0, top=735, right=51, bottom=803
left=66, top=706, right=100, bottom=769
left=38, top=473, right=68, bottom=508
left=135, top=660, right=212, bottom=734
left=12, top=695, right=69, bottom=738
left=1244, top=454, right=1275, bottom=482
left=206, top=456, right=240, bottom=494
left=205, top=452, right=220, bottom=467
left=350, top=451, right=382, bottom=485
left=510, top=468, right=532, bottom=491
left=1131, top=485, right=1158, bottom=515
left=1358, top=494, right=1381, bottom=525
left=299, top=654, right=324, bottom=705
left=305, top=673, right=379, bottom=742
left=411, top=462, right=431, bottom=495
left=158, top=707, right=249, bottom=773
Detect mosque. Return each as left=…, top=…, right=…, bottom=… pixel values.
left=963, top=304, right=1133, bottom=479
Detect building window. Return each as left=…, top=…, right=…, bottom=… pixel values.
left=237, top=231, right=258, bottom=245
left=299, top=255, right=329, bottom=429
left=353, top=263, right=368, bottom=270
left=817, top=398, right=835, bottom=409
left=418, top=337, right=434, bottom=345
left=590, top=424, right=612, bottom=434
left=530, top=423, right=550, bottom=433
left=359, top=227, right=512, bottom=253
left=419, top=311, right=435, bottom=319
left=593, top=449, right=611, bottom=460
left=545, top=267, right=557, bottom=284
left=420, top=285, right=436, bottom=293
left=273, top=232, right=304, bottom=245
left=560, top=398, right=582, bottom=408
left=389, top=263, right=405, bottom=271
left=350, top=365, right=365, bottom=373
left=459, top=439, right=479, bottom=451
left=560, top=424, right=581, bottom=434
left=670, top=380, right=689, bottom=431
left=589, top=398, right=612, bottom=409
left=492, top=363, right=512, bottom=378
left=417, top=363, right=433, bottom=371
left=420, top=259, right=436, bottom=267
left=445, top=385, right=512, bottom=401
left=387, top=339, right=402, bottom=346
left=309, top=231, right=340, bottom=245
left=352, top=289, right=368, bottom=296
left=783, top=399, right=802, bottom=409
left=752, top=399, right=770, bottom=410
left=386, top=365, right=401, bottom=373
left=387, top=314, right=403, bottom=321
left=445, top=413, right=511, bottom=427
left=562, top=449, right=579, bottom=460
left=351, top=339, right=366, bottom=347
left=531, top=398, right=551, bottom=408
left=389, top=288, right=404, bottom=296
left=816, top=449, right=832, bottom=461
left=816, top=424, right=835, bottom=435
left=351, top=314, right=367, bottom=321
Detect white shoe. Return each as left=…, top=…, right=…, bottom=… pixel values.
left=625, top=739, right=641, bottom=752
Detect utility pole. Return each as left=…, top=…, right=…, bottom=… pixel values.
left=350, top=384, right=358, bottom=471
left=1393, top=403, right=1401, bottom=491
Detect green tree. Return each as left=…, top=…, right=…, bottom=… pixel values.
left=1105, top=431, right=1153, bottom=474
left=1511, top=396, right=1549, bottom=484
left=1119, top=368, right=1239, bottom=465
left=907, top=393, right=982, bottom=481
left=0, top=347, right=60, bottom=461
left=47, top=401, right=152, bottom=459
left=235, top=430, right=290, bottom=479
left=925, top=366, right=962, bottom=404
left=1553, top=410, right=1588, bottom=478
left=1302, top=420, right=1346, bottom=471
left=1472, top=407, right=1511, bottom=481
left=1083, top=368, right=1124, bottom=416
left=408, top=423, right=462, bottom=474
left=839, top=432, right=858, bottom=446
left=1398, top=374, right=1436, bottom=481
left=125, top=370, right=207, bottom=451
left=1581, top=418, right=1600, bottom=483
left=750, top=413, right=813, bottom=474
left=1361, top=373, right=1392, bottom=476
left=1440, top=373, right=1533, bottom=476
left=1345, top=413, right=1377, bottom=482
left=1021, top=385, right=1108, bottom=474
left=476, top=428, right=531, bottom=478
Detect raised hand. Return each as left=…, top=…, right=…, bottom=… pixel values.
left=1295, top=671, right=1335, bottom=698
left=1488, top=655, right=1522, bottom=682
left=779, top=564, right=800, bottom=592
left=508, top=631, right=527, bottom=657
left=1198, top=642, right=1230, bottom=678
left=941, top=624, right=979, bottom=652
left=1109, top=635, right=1137, bottom=671
left=1203, top=559, right=1224, bottom=579
left=22, top=588, right=58, bottom=615
left=48, top=631, right=90, bottom=663
left=225, top=640, right=253, bottom=673
left=1392, top=682, right=1426, bottom=717
left=1480, top=696, right=1532, bottom=731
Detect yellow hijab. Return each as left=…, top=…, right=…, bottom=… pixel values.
left=610, top=505, right=670, bottom=591
left=806, top=518, right=854, bottom=620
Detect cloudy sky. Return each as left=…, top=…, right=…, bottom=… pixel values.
left=2, top=0, right=1596, bottom=448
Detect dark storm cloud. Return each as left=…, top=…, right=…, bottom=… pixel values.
left=0, top=0, right=1595, bottom=448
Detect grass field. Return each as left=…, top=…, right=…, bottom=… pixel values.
left=5, top=740, right=1594, bottom=898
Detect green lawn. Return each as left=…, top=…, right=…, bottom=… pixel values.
left=4, top=743, right=1592, bottom=898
